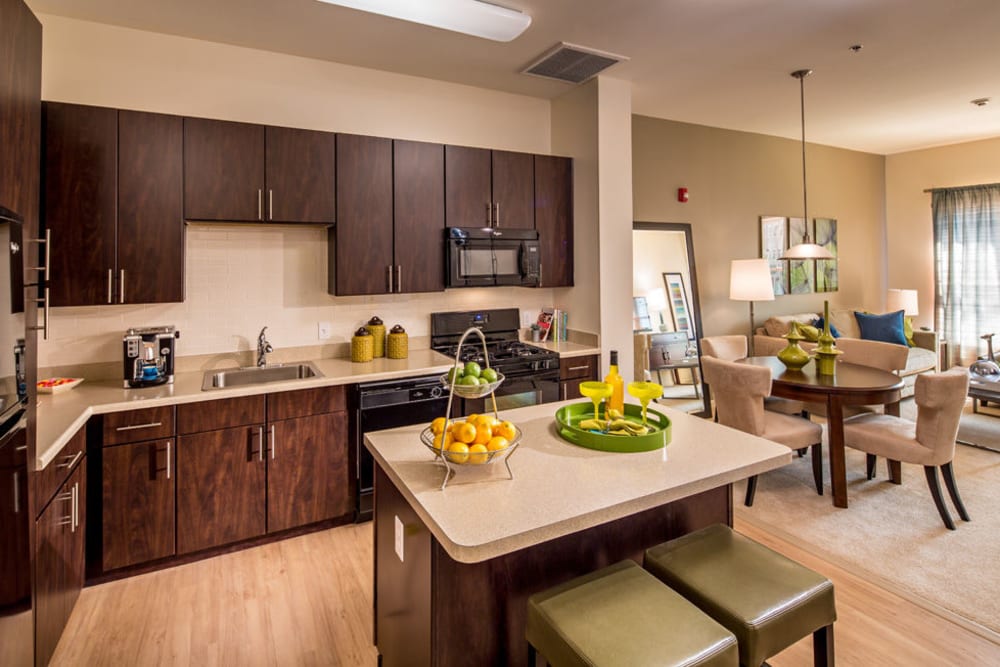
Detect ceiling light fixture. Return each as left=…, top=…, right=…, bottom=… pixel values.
left=971, top=97, right=991, bottom=107
left=316, top=0, right=532, bottom=42
left=781, top=69, right=834, bottom=261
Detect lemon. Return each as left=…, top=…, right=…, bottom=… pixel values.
left=447, top=442, right=470, bottom=464
left=430, top=417, right=448, bottom=435
left=468, top=443, right=489, bottom=464
left=496, top=420, right=517, bottom=441
left=455, top=422, right=477, bottom=444
left=487, top=436, right=509, bottom=451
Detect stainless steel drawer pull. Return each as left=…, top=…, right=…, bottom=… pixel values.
left=56, top=450, right=83, bottom=470
left=387, top=265, right=394, bottom=293
left=108, top=268, right=114, bottom=304
left=165, top=441, right=171, bottom=480
left=115, top=421, right=163, bottom=432
left=72, top=482, right=79, bottom=532
left=396, top=265, right=402, bottom=293
left=270, top=424, right=276, bottom=460
left=567, top=365, right=590, bottom=372
left=494, top=202, right=500, bottom=227
left=269, top=189, right=274, bottom=220
left=258, top=189, right=263, bottom=221
left=120, top=269, right=126, bottom=303
left=258, top=426, right=264, bottom=462
left=12, top=471, right=19, bottom=514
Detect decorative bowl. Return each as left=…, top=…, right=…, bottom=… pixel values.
left=439, top=371, right=505, bottom=398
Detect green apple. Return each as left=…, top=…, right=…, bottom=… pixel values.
left=464, top=361, right=482, bottom=378
left=481, top=368, right=498, bottom=383
left=459, top=374, right=480, bottom=386
left=446, top=367, right=464, bottom=383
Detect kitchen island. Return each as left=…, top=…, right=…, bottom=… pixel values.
left=365, top=400, right=791, bottom=667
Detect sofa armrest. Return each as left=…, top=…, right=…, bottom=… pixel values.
left=912, top=330, right=940, bottom=371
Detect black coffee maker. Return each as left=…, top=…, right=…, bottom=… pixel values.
left=123, top=326, right=179, bottom=388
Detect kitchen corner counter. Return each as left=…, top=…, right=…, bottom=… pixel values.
left=365, top=400, right=791, bottom=563
left=35, top=350, right=453, bottom=470
left=527, top=339, right=600, bottom=358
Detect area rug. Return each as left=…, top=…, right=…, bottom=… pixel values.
left=735, top=401, right=1000, bottom=638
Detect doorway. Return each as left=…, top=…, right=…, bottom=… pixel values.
left=632, top=222, right=709, bottom=416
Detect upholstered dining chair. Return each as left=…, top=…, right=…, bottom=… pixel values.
left=700, top=335, right=807, bottom=419
left=842, top=367, right=970, bottom=530
left=701, top=356, right=824, bottom=505
left=805, top=337, right=910, bottom=419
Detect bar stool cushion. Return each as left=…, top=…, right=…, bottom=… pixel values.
left=644, top=525, right=836, bottom=667
left=527, top=559, right=738, bottom=667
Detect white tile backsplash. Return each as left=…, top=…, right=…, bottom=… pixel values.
left=38, top=225, right=558, bottom=367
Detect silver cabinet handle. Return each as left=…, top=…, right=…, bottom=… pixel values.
left=257, top=426, right=264, bottom=462
left=165, top=440, right=171, bottom=480
left=494, top=202, right=500, bottom=227
left=55, top=490, right=73, bottom=526
left=396, top=265, right=402, bottom=293
left=257, top=189, right=263, bottom=221
left=387, top=265, right=394, bottom=293
left=72, top=481, right=79, bottom=532
left=25, top=228, right=50, bottom=279
left=115, top=421, right=163, bottom=432
left=567, top=365, right=590, bottom=372
left=28, top=286, right=50, bottom=340
left=12, top=471, right=19, bottom=514
left=120, top=269, right=126, bottom=303
left=56, top=450, right=83, bottom=470
left=268, top=189, right=274, bottom=221
left=108, top=268, right=113, bottom=304
left=269, top=424, right=276, bottom=460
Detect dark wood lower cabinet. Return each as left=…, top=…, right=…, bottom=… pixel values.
left=35, top=458, right=86, bottom=667
left=267, top=412, right=350, bottom=533
left=177, top=425, right=266, bottom=554
left=102, top=439, right=175, bottom=570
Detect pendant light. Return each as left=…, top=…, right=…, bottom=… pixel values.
left=781, top=69, right=834, bottom=261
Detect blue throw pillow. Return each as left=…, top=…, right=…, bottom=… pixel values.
left=812, top=317, right=841, bottom=338
left=855, top=310, right=908, bottom=346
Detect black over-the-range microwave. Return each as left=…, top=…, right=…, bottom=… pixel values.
left=446, top=227, right=540, bottom=288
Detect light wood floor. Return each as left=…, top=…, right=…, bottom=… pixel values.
left=52, top=520, right=1000, bottom=666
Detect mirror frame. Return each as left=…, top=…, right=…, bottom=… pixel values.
left=632, top=221, right=710, bottom=417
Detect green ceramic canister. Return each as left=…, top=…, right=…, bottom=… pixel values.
left=367, top=316, right=386, bottom=358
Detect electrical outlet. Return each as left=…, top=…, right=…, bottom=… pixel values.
left=318, top=322, right=332, bottom=340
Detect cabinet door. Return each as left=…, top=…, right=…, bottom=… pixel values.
left=267, top=412, right=350, bottom=533
left=35, top=458, right=85, bottom=667
left=102, top=439, right=175, bottom=570
left=42, top=102, right=118, bottom=306
left=265, top=126, right=336, bottom=223
left=534, top=155, right=574, bottom=287
left=177, top=425, right=266, bottom=554
left=445, top=145, right=491, bottom=228
left=333, top=133, right=393, bottom=295
left=118, top=110, right=185, bottom=303
left=183, top=117, right=265, bottom=222
left=394, top=139, right=445, bottom=294
left=491, top=150, right=534, bottom=230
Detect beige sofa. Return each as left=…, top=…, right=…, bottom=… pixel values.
left=753, top=308, right=939, bottom=399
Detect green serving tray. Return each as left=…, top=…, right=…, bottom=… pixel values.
left=555, top=402, right=671, bottom=453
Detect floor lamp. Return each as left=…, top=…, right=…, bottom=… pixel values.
left=730, top=259, right=775, bottom=356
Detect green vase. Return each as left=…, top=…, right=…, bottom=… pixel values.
left=777, top=321, right=811, bottom=371
left=814, top=300, right=842, bottom=375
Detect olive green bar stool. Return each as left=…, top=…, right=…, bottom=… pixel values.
left=526, top=559, right=738, bottom=667
left=644, top=525, right=836, bottom=667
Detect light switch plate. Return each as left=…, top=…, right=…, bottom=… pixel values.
left=318, top=322, right=332, bottom=340
left=394, top=515, right=404, bottom=562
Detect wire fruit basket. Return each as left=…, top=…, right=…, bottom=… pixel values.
left=424, top=327, right=521, bottom=490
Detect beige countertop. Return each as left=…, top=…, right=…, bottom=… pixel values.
left=364, top=400, right=791, bottom=563
left=35, top=349, right=453, bottom=470
left=527, top=340, right=601, bottom=358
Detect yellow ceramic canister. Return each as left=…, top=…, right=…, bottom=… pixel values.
left=366, top=316, right=386, bottom=357
left=351, top=326, right=374, bottom=363
left=386, top=324, right=408, bottom=359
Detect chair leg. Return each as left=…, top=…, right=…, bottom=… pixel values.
left=866, top=454, right=877, bottom=480
left=797, top=447, right=807, bottom=457
left=812, top=624, right=835, bottom=667
left=744, top=475, right=758, bottom=506
left=811, top=443, right=823, bottom=495
left=941, top=461, right=971, bottom=522
left=887, top=459, right=902, bottom=485
left=924, top=466, right=956, bottom=530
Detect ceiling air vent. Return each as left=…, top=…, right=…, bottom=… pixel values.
left=521, top=42, right=628, bottom=84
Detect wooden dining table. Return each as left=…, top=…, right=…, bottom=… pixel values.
left=743, top=356, right=905, bottom=508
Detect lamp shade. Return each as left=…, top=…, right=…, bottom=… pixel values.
left=730, top=259, right=775, bottom=302
left=781, top=241, right=834, bottom=260
left=886, top=288, right=918, bottom=316
left=646, top=288, right=668, bottom=312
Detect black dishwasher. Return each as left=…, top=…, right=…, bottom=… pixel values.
left=354, top=375, right=448, bottom=521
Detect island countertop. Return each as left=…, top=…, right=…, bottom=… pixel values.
left=364, top=400, right=791, bottom=563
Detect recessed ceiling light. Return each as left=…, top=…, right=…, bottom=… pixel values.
left=315, top=0, right=532, bottom=42
left=849, top=44, right=863, bottom=53
left=971, top=97, right=991, bottom=107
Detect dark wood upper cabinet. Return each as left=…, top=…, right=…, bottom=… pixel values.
left=42, top=102, right=118, bottom=307
left=394, top=139, right=445, bottom=294
left=491, top=150, right=534, bottom=230
left=183, top=117, right=265, bottom=222
left=445, top=145, right=492, bottom=228
left=332, top=133, right=393, bottom=296
left=534, top=155, right=574, bottom=287
left=118, top=110, right=185, bottom=303
left=265, top=126, right=336, bottom=223
left=102, top=439, right=175, bottom=570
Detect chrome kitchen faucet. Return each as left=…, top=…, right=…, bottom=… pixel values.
left=257, top=327, right=273, bottom=367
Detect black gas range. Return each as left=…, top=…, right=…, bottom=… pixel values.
left=431, top=308, right=560, bottom=411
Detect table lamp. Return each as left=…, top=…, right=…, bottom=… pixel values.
left=886, top=289, right=918, bottom=316
left=647, top=288, right=668, bottom=331
left=730, top=259, right=775, bottom=355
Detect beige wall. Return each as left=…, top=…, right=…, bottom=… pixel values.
left=36, top=15, right=559, bottom=368
left=632, top=116, right=886, bottom=339
left=885, top=136, right=1000, bottom=331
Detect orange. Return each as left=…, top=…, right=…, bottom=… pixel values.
left=487, top=436, right=509, bottom=451
left=468, top=443, right=489, bottom=464
left=472, top=425, right=492, bottom=446
left=495, top=420, right=516, bottom=441
left=466, top=413, right=480, bottom=424
left=430, top=417, right=448, bottom=435
left=472, top=414, right=494, bottom=431
left=455, top=422, right=477, bottom=444
left=447, top=442, right=470, bottom=464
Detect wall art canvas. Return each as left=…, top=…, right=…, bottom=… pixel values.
left=663, top=272, right=696, bottom=340
left=814, top=217, right=838, bottom=292
left=787, top=217, right=815, bottom=294
left=759, top=215, right=787, bottom=295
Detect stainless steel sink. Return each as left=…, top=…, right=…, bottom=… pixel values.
left=201, top=362, right=323, bottom=391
